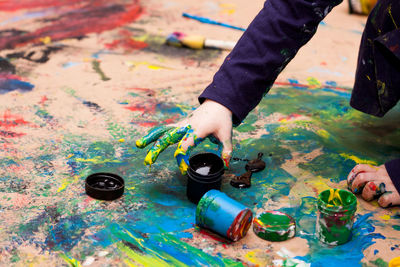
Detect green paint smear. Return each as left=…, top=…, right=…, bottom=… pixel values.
left=4, top=84, right=400, bottom=265
left=393, top=225, right=400, bottom=231
left=368, top=258, right=388, bottom=267
left=92, top=60, right=110, bottom=81
left=257, top=212, right=291, bottom=230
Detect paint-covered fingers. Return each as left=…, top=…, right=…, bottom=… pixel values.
left=136, top=125, right=174, bottom=148
left=206, top=135, right=232, bottom=168
left=347, top=164, right=377, bottom=189
left=215, top=126, right=233, bottom=168
left=143, top=125, right=190, bottom=165
left=174, top=129, right=204, bottom=175
left=220, top=140, right=232, bottom=168
left=377, top=191, right=400, bottom=208
left=350, top=171, right=376, bottom=194
left=361, top=181, right=386, bottom=201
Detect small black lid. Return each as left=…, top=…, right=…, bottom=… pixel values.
left=85, top=172, right=124, bottom=201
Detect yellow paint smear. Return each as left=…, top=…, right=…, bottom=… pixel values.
left=244, top=250, right=265, bottom=266
left=307, top=77, right=321, bottom=88
left=340, top=153, right=378, bottom=165
left=220, top=3, right=236, bottom=15
left=125, top=61, right=171, bottom=71
left=60, top=254, right=82, bottom=267
left=57, top=175, right=80, bottom=193
left=39, top=36, right=52, bottom=44
left=380, top=214, right=391, bottom=221
left=75, top=156, right=121, bottom=164
left=316, top=129, right=330, bottom=139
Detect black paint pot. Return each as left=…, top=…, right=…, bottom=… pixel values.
left=85, top=172, right=124, bottom=201
left=187, top=153, right=224, bottom=204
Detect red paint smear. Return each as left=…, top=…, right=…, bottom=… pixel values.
left=0, top=74, right=29, bottom=81
left=199, top=229, right=230, bottom=244
left=136, top=121, right=158, bottom=127
left=369, top=182, right=377, bottom=191
left=223, top=157, right=230, bottom=168
left=0, top=0, right=143, bottom=50
left=161, top=114, right=180, bottom=124
left=105, top=29, right=148, bottom=51
left=105, top=38, right=148, bottom=51
left=124, top=103, right=156, bottom=114
left=0, top=110, right=29, bottom=130
left=274, top=81, right=350, bottom=93
left=278, top=113, right=302, bottom=122
left=39, top=95, right=49, bottom=106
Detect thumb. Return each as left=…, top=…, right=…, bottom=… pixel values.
left=174, top=129, right=204, bottom=175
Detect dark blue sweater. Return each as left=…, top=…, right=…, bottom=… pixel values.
left=199, top=0, right=400, bottom=194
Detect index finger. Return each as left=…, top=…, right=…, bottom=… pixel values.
left=144, top=125, right=190, bottom=165
left=136, top=125, right=174, bottom=148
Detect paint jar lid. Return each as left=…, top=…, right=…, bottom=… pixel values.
left=85, top=172, right=124, bottom=201
left=253, top=211, right=296, bottom=242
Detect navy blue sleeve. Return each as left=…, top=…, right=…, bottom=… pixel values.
left=199, top=0, right=342, bottom=125
left=385, top=159, right=400, bottom=195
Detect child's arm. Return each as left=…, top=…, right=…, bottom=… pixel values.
left=200, top=0, right=342, bottom=125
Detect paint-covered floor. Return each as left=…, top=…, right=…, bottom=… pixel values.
left=0, top=0, right=399, bottom=266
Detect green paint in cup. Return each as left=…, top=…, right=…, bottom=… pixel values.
left=316, top=188, right=357, bottom=246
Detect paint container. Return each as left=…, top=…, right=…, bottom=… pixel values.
left=196, top=189, right=253, bottom=241
left=85, top=173, right=124, bottom=201
left=316, top=189, right=357, bottom=246
left=348, top=0, right=377, bottom=15
left=253, top=211, right=296, bottom=242
left=187, top=153, right=224, bottom=204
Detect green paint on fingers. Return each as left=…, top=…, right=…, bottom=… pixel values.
left=136, top=125, right=173, bottom=148
left=144, top=125, right=190, bottom=165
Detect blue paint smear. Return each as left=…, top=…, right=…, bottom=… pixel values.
left=287, top=78, right=306, bottom=90
left=45, top=215, right=87, bottom=252
left=294, top=213, right=385, bottom=267
left=156, top=103, right=187, bottom=116
left=62, top=62, right=81, bottom=68
left=0, top=79, right=34, bottom=94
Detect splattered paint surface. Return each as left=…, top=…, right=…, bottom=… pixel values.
left=0, top=0, right=399, bottom=266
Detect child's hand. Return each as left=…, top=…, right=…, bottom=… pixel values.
left=347, top=164, right=400, bottom=207
left=136, top=99, right=233, bottom=175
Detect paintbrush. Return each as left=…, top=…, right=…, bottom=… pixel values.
left=182, top=13, right=246, bottom=31
left=166, top=32, right=236, bottom=50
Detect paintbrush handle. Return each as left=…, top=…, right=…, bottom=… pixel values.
left=204, top=39, right=236, bottom=50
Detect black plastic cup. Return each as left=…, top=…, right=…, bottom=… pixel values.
left=187, top=153, right=224, bottom=204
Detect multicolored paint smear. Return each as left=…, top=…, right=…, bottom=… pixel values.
left=0, top=0, right=399, bottom=266
left=0, top=0, right=143, bottom=50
